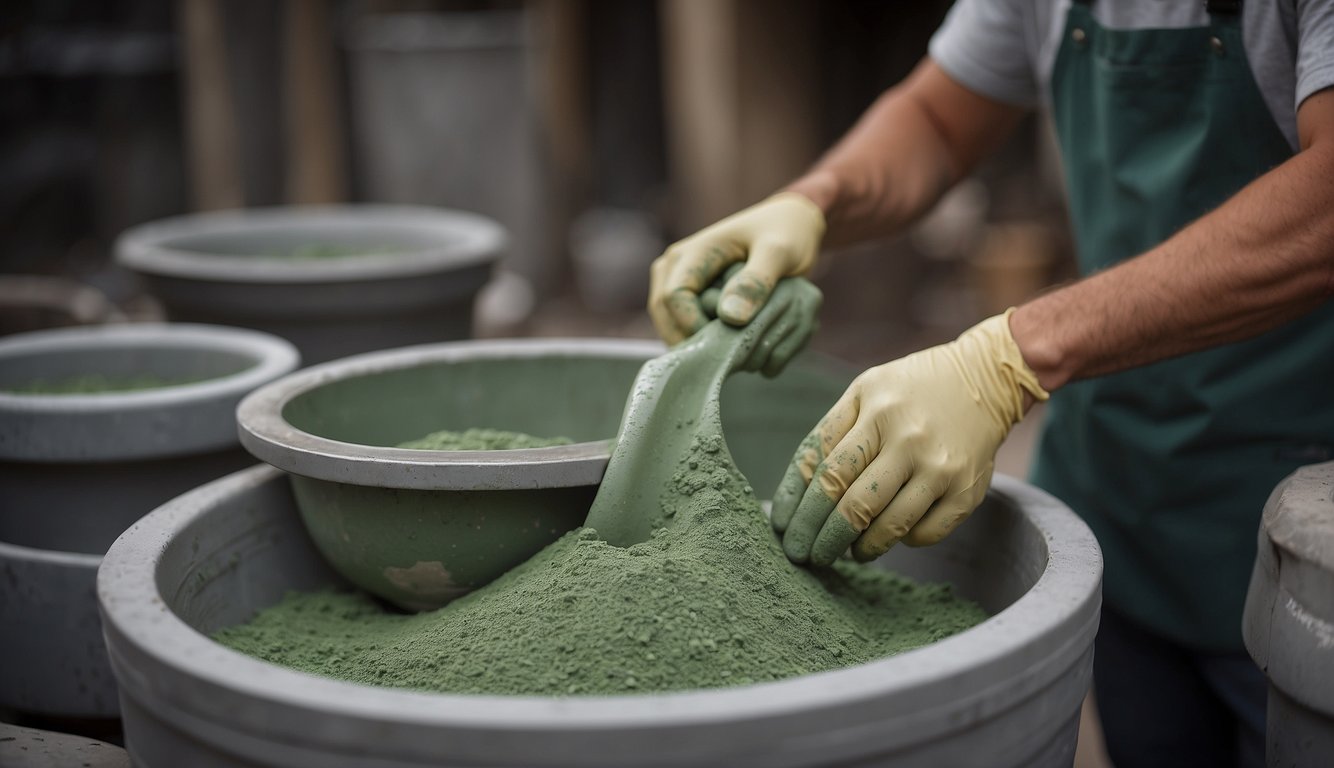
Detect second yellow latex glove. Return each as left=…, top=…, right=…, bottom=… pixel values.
left=771, top=310, right=1049, bottom=565
left=649, top=192, right=825, bottom=346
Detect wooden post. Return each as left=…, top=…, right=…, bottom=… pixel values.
left=283, top=0, right=348, bottom=204
left=536, top=0, right=592, bottom=211
left=178, top=0, right=244, bottom=211
left=532, top=0, right=592, bottom=292
left=659, top=0, right=820, bottom=232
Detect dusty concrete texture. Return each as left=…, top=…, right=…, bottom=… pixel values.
left=0, top=723, right=129, bottom=768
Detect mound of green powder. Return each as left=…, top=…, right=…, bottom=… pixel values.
left=266, top=243, right=400, bottom=260
left=216, top=432, right=987, bottom=696
left=4, top=373, right=208, bottom=395
left=395, top=428, right=573, bottom=451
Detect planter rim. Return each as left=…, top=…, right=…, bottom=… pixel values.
left=237, top=337, right=665, bottom=490
left=1261, top=461, right=1334, bottom=571
left=0, top=538, right=102, bottom=568
left=98, top=463, right=1102, bottom=735
left=114, top=204, right=505, bottom=284
left=0, top=323, right=299, bottom=461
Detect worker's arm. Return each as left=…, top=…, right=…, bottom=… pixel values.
left=1011, top=87, right=1334, bottom=390
left=785, top=60, right=1024, bottom=248
left=648, top=60, right=1026, bottom=345
left=774, top=88, right=1334, bottom=566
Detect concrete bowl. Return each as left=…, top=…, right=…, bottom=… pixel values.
left=115, top=204, right=504, bottom=364
left=236, top=338, right=856, bottom=610
left=0, top=323, right=299, bottom=718
left=98, top=463, right=1101, bottom=767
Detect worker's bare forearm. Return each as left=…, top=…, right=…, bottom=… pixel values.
left=784, top=88, right=952, bottom=247
left=1011, top=141, right=1334, bottom=391
left=786, top=59, right=1025, bottom=248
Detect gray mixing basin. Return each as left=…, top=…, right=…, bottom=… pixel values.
left=99, top=463, right=1101, bottom=768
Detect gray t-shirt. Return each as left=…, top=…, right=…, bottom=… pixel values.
left=929, top=0, right=1334, bottom=150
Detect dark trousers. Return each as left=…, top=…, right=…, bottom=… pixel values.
left=1094, top=605, right=1267, bottom=768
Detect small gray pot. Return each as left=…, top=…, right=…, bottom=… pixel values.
left=1243, top=460, right=1334, bottom=767
left=115, top=205, right=505, bottom=364
left=0, top=323, right=299, bottom=718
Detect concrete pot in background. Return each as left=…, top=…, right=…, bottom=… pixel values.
left=0, top=275, right=125, bottom=337
left=344, top=13, right=552, bottom=296
left=1244, top=460, right=1334, bottom=767
left=0, top=323, right=298, bottom=718
left=98, top=463, right=1101, bottom=767
left=236, top=338, right=855, bottom=610
left=115, top=205, right=504, bottom=365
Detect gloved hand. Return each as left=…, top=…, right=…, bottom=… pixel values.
left=648, top=192, right=826, bottom=346
left=771, top=310, right=1049, bottom=565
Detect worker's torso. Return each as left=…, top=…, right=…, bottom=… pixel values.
left=931, top=0, right=1313, bottom=151
left=1033, top=0, right=1334, bottom=650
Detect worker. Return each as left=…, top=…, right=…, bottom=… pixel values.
left=648, top=1, right=1334, bottom=765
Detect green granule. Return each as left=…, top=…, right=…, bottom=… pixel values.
left=267, top=243, right=397, bottom=260
left=215, top=433, right=987, bottom=696
left=396, top=428, right=573, bottom=451
left=3, top=373, right=208, bottom=395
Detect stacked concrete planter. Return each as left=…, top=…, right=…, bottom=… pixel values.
left=98, top=464, right=1101, bottom=767
left=0, top=323, right=298, bottom=718
left=115, top=205, right=504, bottom=364
left=1243, top=460, right=1334, bottom=767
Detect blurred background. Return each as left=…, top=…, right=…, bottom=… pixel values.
left=0, top=0, right=1076, bottom=366
left=1, top=2, right=1109, bottom=762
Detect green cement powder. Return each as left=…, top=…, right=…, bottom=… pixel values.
left=265, top=243, right=402, bottom=260
left=215, top=431, right=987, bottom=696
left=396, top=428, right=573, bottom=451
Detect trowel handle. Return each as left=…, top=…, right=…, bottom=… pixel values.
left=712, top=276, right=823, bottom=379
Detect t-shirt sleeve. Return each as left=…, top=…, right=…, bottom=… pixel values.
left=1296, top=0, right=1334, bottom=107
left=928, top=0, right=1040, bottom=108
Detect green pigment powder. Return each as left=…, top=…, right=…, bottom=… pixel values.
left=266, top=243, right=398, bottom=260
left=4, top=373, right=208, bottom=395
left=216, top=432, right=987, bottom=696
left=396, top=428, right=573, bottom=451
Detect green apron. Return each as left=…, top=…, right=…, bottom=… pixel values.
left=1034, top=0, right=1334, bottom=651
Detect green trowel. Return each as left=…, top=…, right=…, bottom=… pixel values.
left=585, top=275, right=823, bottom=546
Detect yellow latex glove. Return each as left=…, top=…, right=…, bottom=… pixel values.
left=771, top=310, right=1049, bottom=565
left=649, top=192, right=826, bottom=346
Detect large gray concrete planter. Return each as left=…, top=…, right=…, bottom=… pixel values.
left=99, top=463, right=1101, bottom=767
left=236, top=338, right=856, bottom=610
left=1243, top=460, right=1334, bottom=767
left=115, top=204, right=505, bottom=364
left=0, top=323, right=298, bottom=718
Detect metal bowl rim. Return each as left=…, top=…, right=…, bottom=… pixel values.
left=236, top=337, right=666, bottom=490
